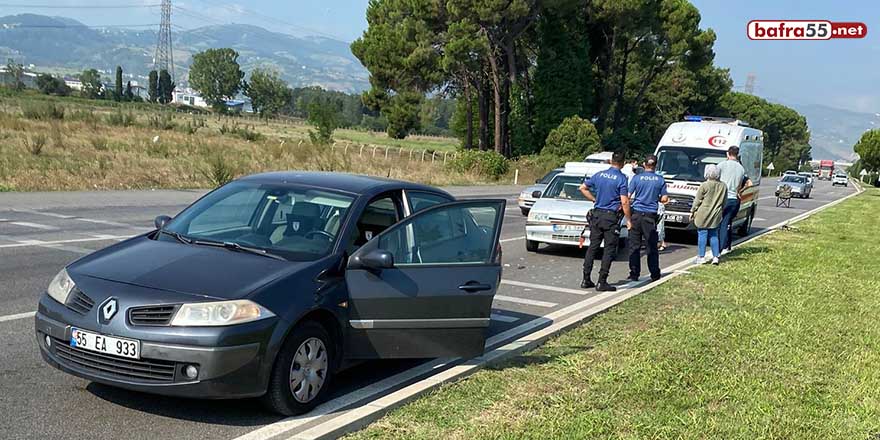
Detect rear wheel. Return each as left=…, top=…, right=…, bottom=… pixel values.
left=525, top=239, right=539, bottom=252
left=262, top=321, right=334, bottom=416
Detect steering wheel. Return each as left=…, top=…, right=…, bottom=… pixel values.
left=305, top=230, right=335, bottom=241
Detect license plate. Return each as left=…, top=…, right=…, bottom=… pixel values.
left=552, top=224, right=583, bottom=232
left=70, top=327, right=140, bottom=360
left=664, top=214, right=686, bottom=223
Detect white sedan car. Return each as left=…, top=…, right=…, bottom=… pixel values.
left=517, top=168, right=563, bottom=215
left=525, top=171, right=627, bottom=252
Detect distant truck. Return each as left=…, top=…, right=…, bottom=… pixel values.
left=818, top=160, right=835, bottom=180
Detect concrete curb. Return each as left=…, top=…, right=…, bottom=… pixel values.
left=240, top=184, right=866, bottom=440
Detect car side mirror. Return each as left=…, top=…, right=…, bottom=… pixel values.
left=532, top=190, right=543, bottom=198
left=350, top=249, right=394, bottom=271
left=154, top=215, right=172, bottom=230
left=535, top=179, right=541, bottom=184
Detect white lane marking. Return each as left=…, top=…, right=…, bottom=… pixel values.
left=41, top=244, right=94, bottom=255
left=500, top=236, right=525, bottom=243
left=754, top=217, right=767, bottom=221
left=501, top=279, right=588, bottom=296
left=9, top=221, right=58, bottom=230
left=490, top=313, right=519, bottom=323
left=75, top=218, right=150, bottom=229
left=10, top=208, right=76, bottom=219
left=0, top=235, right=132, bottom=249
left=494, top=295, right=557, bottom=308
left=0, top=218, right=8, bottom=222
left=0, top=311, right=36, bottom=323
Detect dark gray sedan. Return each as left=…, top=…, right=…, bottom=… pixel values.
left=35, top=172, right=505, bottom=415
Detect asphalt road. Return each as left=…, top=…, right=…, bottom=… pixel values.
left=0, top=179, right=855, bottom=440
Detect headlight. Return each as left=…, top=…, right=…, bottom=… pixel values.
left=47, top=268, right=75, bottom=304
left=519, top=191, right=531, bottom=199
left=170, top=299, right=275, bottom=327
left=529, top=212, right=549, bottom=222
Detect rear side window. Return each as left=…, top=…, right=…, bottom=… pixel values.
left=407, top=191, right=452, bottom=213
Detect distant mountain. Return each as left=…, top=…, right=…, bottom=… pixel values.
left=769, top=98, right=872, bottom=162
left=0, top=14, right=369, bottom=92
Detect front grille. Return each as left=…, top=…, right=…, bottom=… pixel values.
left=666, top=195, right=695, bottom=213
left=65, top=289, right=95, bottom=315
left=129, top=305, right=178, bottom=326
left=53, top=338, right=176, bottom=383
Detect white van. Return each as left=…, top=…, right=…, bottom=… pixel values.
left=654, top=116, right=764, bottom=235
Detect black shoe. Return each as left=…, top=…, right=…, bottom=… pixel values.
left=581, top=279, right=596, bottom=289
left=596, top=283, right=617, bottom=292
left=627, top=274, right=640, bottom=282
left=651, top=274, right=662, bottom=282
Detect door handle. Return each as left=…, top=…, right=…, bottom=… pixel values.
left=458, top=282, right=492, bottom=292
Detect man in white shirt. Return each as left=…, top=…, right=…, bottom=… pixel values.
left=717, top=146, right=753, bottom=251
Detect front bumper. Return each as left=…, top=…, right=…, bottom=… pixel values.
left=660, top=211, right=694, bottom=230
left=526, top=223, right=589, bottom=247
left=35, top=297, right=278, bottom=399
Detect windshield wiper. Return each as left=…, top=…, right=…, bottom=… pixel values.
left=159, top=229, right=192, bottom=245
left=190, top=238, right=287, bottom=261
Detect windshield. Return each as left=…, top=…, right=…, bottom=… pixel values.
left=781, top=176, right=805, bottom=184
left=543, top=175, right=588, bottom=201
left=656, top=146, right=726, bottom=182
left=538, top=169, right=562, bottom=185
left=163, top=182, right=354, bottom=261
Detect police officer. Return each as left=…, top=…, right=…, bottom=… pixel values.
left=627, top=154, right=669, bottom=282
left=579, top=152, right=632, bottom=292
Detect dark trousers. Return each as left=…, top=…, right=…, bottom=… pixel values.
left=628, top=211, right=661, bottom=279
left=583, top=210, right=620, bottom=284
left=719, top=198, right=740, bottom=251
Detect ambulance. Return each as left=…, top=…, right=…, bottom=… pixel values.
left=654, top=116, right=764, bottom=235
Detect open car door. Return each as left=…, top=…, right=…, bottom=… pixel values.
left=345, top=199, right=506, bottom=359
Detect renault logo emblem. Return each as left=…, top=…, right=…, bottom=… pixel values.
left=99, top=298, right=118, bottom=324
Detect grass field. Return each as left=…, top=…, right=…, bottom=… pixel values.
left=347, top=188, right=880, bottom=440
left=0, top=91, right=534, bottom=192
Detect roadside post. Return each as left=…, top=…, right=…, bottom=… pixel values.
left=766, top=162, right=775, bottom=176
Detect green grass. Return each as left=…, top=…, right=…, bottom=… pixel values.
left=347, top=188, right=880, bottom=440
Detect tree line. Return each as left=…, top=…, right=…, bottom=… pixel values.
left=351, top=0, right=812, bottom=170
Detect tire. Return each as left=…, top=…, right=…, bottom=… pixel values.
left=262, top=321, right=334, bottom=416
left=520, top=207, right=529, bottom=216
left=525, top=239, right=539, bottom=252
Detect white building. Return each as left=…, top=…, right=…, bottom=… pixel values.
left=172, top=87, right=209, bottom=108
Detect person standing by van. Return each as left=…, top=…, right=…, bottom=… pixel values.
left=579, top=152, right=632, bottom=292
left=627, top=155, right=668, bottom=282
left=717, top=146, right=753, bottom=251
left=691, top=164, right=727, bottom=264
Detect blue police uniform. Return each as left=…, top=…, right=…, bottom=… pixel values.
left=627, top=171, right=667, bottom=281
left=583, top=167, right=628, bottom=288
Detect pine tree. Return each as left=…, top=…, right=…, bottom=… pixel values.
left=533, top=3, right=592, bottom=148
left=115, top=66, right=123, bottom=101
left=148, top=70, right=159, bottom=103
left=124, top=81, right=134, bottom=101
left=157, top=69, right=174, bottom=104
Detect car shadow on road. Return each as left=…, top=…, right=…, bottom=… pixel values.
left=86, top=382, right=280, bottom=426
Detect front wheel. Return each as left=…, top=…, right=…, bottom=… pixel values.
left=520, top=207, right=529, bottom=216
left=262, top=321, right=334, bottom=416
left=526, top=239, right=539, bottom=252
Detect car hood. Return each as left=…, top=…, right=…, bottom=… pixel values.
left=520, top=184, right=548, bottom=196
left=68, top=236, right=303, bottom=300
left=777, top=182, right=806, bottom=189
left=531, top=198, right=594, bottom=222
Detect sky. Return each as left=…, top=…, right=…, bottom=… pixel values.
left=0, top=0, right=877, bottom=114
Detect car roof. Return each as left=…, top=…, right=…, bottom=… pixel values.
left=238, top=171, right=451, bottom=198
